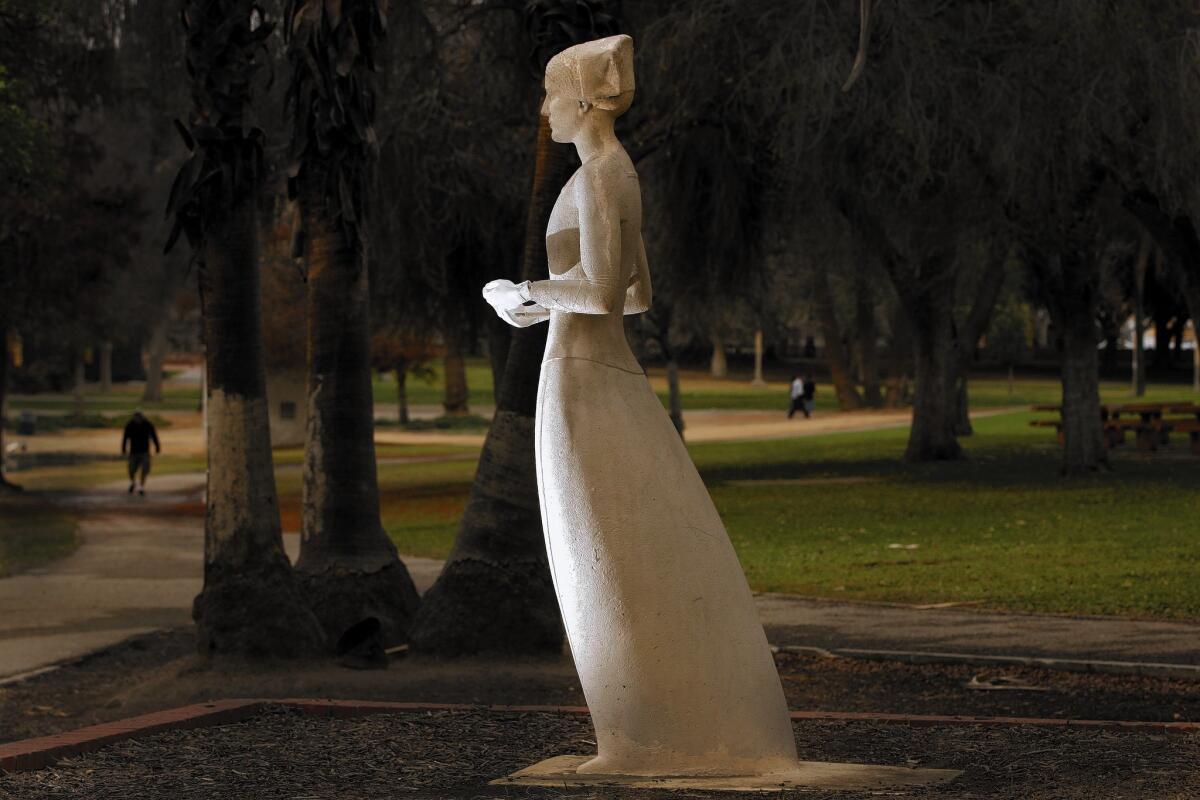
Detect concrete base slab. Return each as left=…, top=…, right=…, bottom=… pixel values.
left=492, top=754, right=962, bottom=792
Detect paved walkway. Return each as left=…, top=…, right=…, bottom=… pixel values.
left=9, top=404, right=1025, bottom=458
left=2, top=469, right=1198, bottom=680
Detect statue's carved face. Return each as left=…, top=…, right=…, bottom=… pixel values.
left=542, top=90, right=588, bottom=144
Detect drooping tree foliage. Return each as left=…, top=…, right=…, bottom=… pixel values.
left=370, top=1, right=527, bottom=420
left=0, top=0, right=144, bottom=487
left=991, top=1, right=1200, bottom=474
left=632, top=0, right=1200, bottom=468
left=284, top=0, right=421, bottom=649
left=170, top=0, right=324, bottom=657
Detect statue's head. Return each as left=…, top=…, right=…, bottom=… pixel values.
left=542, top=34, right=634, bottom=144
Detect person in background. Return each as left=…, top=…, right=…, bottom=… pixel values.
left=787, top=374, right=807, bottom=419
left=121, top=409, right=161, bottom=495
left=802, top=372, right=817, bottom=417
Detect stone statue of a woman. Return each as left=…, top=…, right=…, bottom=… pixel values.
left=483, top=34, right=798, bottom=778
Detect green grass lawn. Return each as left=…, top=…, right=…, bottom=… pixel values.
left=7, top=368, right=1198, bottom=620
left=373, top=361, right=496, bottom=411
left=369, top=410, right=1200, bottom=621
left=0, top=495, right=79, bottom=577
left=12, top=358, right=1195, bottom=419
left=10, top=442, right=478, bottom=493
left=372, top=357, right=1199, bottom=414
left=9, top=384, right=201, bottom=414
left=697, top=413, right=1200, bottom=620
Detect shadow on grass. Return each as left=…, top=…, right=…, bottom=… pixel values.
left=0, top=495, right=80, bottom=577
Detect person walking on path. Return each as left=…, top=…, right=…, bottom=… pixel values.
left=802, top=372, right=817, bottom=418
left=121, top=410, right=160, bottom=495
left=787, top=374, right=807, bottom=419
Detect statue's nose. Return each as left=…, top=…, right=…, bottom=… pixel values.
left=540, top=95, right=550, bottom=117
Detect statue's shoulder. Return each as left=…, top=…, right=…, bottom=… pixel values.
left=574, top=151, right=637, bottom=204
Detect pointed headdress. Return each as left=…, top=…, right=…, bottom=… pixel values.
left=544, top=34, right=635, bottom=116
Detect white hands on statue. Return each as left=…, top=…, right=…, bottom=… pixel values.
left=483, top=278, right=547, bottom=328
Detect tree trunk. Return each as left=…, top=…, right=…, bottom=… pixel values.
left=709, top=331, right=727, bottom=377
left=1007, top=364, right=1014, bottom=396
left=394, top=361, right=409, bottom=424
left=812, top=266, right=862, bottom=410
left=99, top=340, right=114, bottom=393
left=1133, top=236, right=1149, bottom=396
left=666, top=358, right=685, bottom=436
left=751, top=329, right=766, bottom=386
left=952, top=374, right=972, bottom=437
left=854, top=274, right=882, bottom=407
left=1102, top=327, right=1119, bottom=371
left=142, top=318, right=168, bottom=403
left=907, top=294, right=963, bottom=462
left=191, top=198, right=323, bottom=658
left=0, top=329, right=20, bottom=491
left=1153, top=315, right=1172, bottom=369
left=1051, top=253, right=1107, bottom=476
left=442, top=330, right=469, bottom=417
left=408, top=114, right=567, bottom=656
left=72, top=354, right=86, bottom=416
left=295, top=179, right=420, bottom=649
left=952, top=250, right=1008, bottom=438
left=486, top=314, right=511, bottom=402
left=1193, top=324, right=1199, bottom=394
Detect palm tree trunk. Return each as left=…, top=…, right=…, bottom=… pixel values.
left=192, top=198, right=323, bottom=657
left=295, top=181, right=420, bottom=648
left=409, top=114, right=568, bottom=656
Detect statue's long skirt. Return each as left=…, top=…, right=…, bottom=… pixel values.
left=535, top=354, right=798, bottom=777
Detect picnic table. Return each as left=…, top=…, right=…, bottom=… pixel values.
left=1168, top=402, right=1200, bottom=419
left=1029, top=401, right=1200, bottom=454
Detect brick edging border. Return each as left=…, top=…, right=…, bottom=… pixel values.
left=0, top=700, right=263, bottom=773
left=2, top=699, right=1196, bottom=775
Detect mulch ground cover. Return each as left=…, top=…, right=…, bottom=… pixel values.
left=4, top=630, right=1199, bottom=746
left=1, top=705, right=1196, bottom=800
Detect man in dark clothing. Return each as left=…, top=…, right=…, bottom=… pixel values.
left=122, top=410, right=161, bottom=495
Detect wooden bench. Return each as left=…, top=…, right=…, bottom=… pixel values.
left=1029, top=419, right=1063, bottom=445
left=1104, top=419, right=1160, bottom=451
left=1163, top=419, right=1200, bottom=455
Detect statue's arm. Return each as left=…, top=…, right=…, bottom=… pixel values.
left=526, top=169, right=625, bottom=315
left=623, top=231, right=651, bottom=315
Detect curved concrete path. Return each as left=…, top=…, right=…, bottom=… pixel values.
left=2, top=468, right=1198, bottom=681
